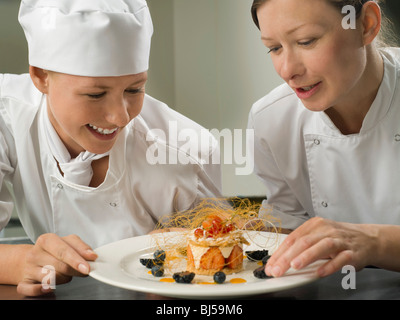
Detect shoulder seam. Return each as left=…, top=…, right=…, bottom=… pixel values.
left=252, top=88, right=295, bottom=117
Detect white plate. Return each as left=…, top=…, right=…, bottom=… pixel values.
left=89, top=231, right=323, bottom=299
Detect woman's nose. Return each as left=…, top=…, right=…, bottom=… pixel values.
left=279, top=50, right=304, bottom=82
left=104, top=98, right=130, bottom=127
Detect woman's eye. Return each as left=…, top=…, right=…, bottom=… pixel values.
left=267, top=46, right=281, bottom=54
left=298, top=39, right=315, bottom=47
left=87, top=92, right=106, bottom=99
left=125, top=88, right=144, bottom=95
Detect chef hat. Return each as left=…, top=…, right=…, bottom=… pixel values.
left=18, top=0, right=153, bottom=77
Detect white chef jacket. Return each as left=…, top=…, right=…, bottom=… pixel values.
left=0, top=74, right=222, bottom=248
left=248, top=48, right=400, bottom=230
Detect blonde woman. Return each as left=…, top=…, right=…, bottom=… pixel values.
left=248, top=0, right=400, bottom=278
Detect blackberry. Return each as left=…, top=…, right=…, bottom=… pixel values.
left=261, top=255, right=271, bottom=265
left=151, top=265, right=165, bottom=277
left=153, top=249, right=166, bottom=261
left=245, top=250, right=269, bottom=261
left=139, top=258, right=164, bottom=269
left=213, top=271, right=226, bottom=284
left=172, top=271, right=195, bottom=284
left=253, top=265, right=272, bottom=279
left=139, top=258, right=151, bottom=267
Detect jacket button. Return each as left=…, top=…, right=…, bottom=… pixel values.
left=395, top=134, right=400, bottom=142
left=109, top=202, right=118, bottom=207
left=57, top=183, right=63, bottom=189
left=314, top=139, right=320, bottom=145
left=321, top=201, right=328, bottom=208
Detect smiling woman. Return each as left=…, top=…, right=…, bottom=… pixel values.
left=247, top=0, right=400, bottom=279
left=33, top=69, right=147, bottom=157
left=254, top=0, right=383, bottom=125
left=0, top=0, right=222, bottom=297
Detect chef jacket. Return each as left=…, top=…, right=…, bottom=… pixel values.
left=248, top=48, right=400, bottom=230
left=0, top=73, right=222, bottom=248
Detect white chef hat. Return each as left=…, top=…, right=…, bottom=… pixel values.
left=18, top=0, right=153, bottom=77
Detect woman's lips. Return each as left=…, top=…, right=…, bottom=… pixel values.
left=86, top=124, right=119, bottom=141
left=294, top=81, right=322, bottom=99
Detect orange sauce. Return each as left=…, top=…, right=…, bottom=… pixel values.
left=159, top=278, right=175, bottom=283
left=167, top=255, right=180, bottom=261
left=198, top=281, right=215, bottom=285
left=229, top=278, right=246, bottom=284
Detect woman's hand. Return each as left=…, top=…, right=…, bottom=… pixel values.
left=17, top=233, right=97, bottom=296
left=265, top=217, right=379, bottom=278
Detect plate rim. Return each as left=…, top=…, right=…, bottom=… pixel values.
left=89, top=231, right=321, bottom=299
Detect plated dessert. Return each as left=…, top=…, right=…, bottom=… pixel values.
left=139, top=198, right=278, bottom=284
left=186, top=214, right=249, bottom=275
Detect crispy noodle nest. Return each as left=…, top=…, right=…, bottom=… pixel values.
left=150, top=197, right=281, bottom=275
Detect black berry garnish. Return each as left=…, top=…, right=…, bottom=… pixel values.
left=213, top=271, right=226, bottom=284
left=140, top=258, right=164, bottom=269
left=253, top=265, right=272, bottom=279
left=151, top=265, right=165, bottom=277
left=261, top=255, right=271, bottom=265
left=172, top=271, right=195, bottom=284
left=245, top=250, right=269, bottom=261
left=154, top=250, right=166, bottom=261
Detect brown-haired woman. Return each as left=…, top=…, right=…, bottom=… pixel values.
left=248, top=0, right=400, bottom=278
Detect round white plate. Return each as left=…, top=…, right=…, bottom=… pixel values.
left=89, top=231, right=323, bottom=299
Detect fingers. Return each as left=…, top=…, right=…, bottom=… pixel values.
left=267, top=218, right=322, bottom=266
left=266, top=234, right=297, bottom=268
left=36, top=234, right=97, bottom=276
left=289, top=237, right=341, bottom=270
left=17, top=272, right=72, bottom=297
left=17, top=280, right=49, bottom=297
left=265, top=218, right=347, bottom=278
left=63, top=234, right=97, bottom=259
left=266, top=234, right=319, bottom=277
left=18, top=233, right=98, bottom=296
left=316, top=250, right=354, bottom=277
left=17, top=265, right=73, bottom=297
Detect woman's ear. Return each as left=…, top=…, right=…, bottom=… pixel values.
left=29, top=66, right=50, bottom=94
left=360, top=1, right=382, bottom=46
